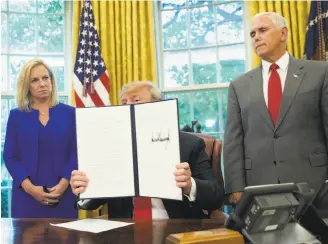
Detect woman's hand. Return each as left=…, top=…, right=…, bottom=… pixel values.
left=47, top=178, right=70, bottom=199
left=22, top=179, right=60, bottom=206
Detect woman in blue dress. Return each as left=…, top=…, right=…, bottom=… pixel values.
left=4, top=58, right=78, bottom=218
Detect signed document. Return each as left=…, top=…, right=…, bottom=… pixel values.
left=76, top=99, right=182, bottom=201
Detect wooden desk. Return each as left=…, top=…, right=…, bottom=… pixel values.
left=2, top=217, right=229, bottom=244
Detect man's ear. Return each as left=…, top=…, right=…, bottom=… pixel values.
left=281, top=26, right=288, bottom=42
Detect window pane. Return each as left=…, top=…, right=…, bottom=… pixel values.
left=165, top=88, right=228, bottom=134
left=161, top=0, right=186, bottom=10
left=216, top=2, right=243, bottom=44
left=162, top=9, right=187, bottom=49
left=9, top=56, right=32, bottom=92
left=218, top=44, right=246, bottom=82
left=38, top=15, right=64, bottom=53
left=1, top=99, right=9, bottom=144
left=41, top=56, right=65, bottom=92
left=187, top=0, right=213, bottom=8
left=1, top=13, right=7, bottom=52
left=192, top=90, right=219, bottom=133
left=165, top=93, right=191, bottom=129
left=164, top=51, right=189, bottom=87
left=191, top=48, right=217, bottom=85
left=190, top=6, right=215, bottom=47
left=9, top=98, right=17, bottom=110
left=1, top=55, right=8, bottom=92
left=9, top=0, right=36, bottom=12
left=58, top=96, right=68, bottom=104
left=37, top=0, right=64, bottom=13
left=219, top=87, right=228, bottom=131
left=9, top=14, right=36, bottom=53
left=1, top=0, right=8, bottom=10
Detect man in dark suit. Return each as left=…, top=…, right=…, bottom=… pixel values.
left=224, top=12, right=328, bottom=204
left=71, top=81, right=223, bottom=219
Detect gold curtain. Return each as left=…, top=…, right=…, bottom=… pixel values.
left=72, top=0, right=157, bottom=218
left=248, top=1, right=311, bottom=67
left=73, top=0, right=157, bottom=106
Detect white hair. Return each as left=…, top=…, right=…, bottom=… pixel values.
left=253, top=12, right=288, bottom=29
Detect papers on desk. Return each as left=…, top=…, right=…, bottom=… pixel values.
left=50, top=219, right=133, bottom=233
left=76, top=99, right=182, bottom=201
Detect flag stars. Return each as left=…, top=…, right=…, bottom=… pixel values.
left=92, top=70, right=98, bottom=76
left=76, top=67, right=83, bottom=74
left=93, top=60, right=99, bottom=66
left=78, top=48, right=85, bottom=55
left=87, top=49, right=92, bottom=56
left=82, top=30, right=87, bottom=37
left=78, top=57, right=84, bottom=64
left=80, top=39, right=86, bottom=46
left=86, top=68, right=91, bottom=74
left=86, top=59, right=91, bottom=65
left=100, top=61, right=105, bottom=67
left=94, top=51, right=99, bottom=57
left=94, top=42, right=99, bottom=48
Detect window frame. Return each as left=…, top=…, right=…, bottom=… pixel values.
left=154, top=1, right=252, bottom=137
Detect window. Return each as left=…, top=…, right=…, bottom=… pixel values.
left=1, top=0, right=72, bottom=217
left=156, top=0, right=248, bottom=139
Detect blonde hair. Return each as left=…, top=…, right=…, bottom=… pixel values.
left=16, top=58, right=58, bottom=112
left=120, top=81, right=162, bottom=101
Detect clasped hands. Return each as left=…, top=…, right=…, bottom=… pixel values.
left=22, top=178, right=69, bottom=206
left=70, top=162, right=193, bottom=195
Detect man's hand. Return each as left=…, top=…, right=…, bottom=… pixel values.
left=174, top=162, right=192, bottom=195
left=229, top=192, right=243, bottom=204
left=47, top=178, right=70, bottom=198
left=70, top=170, right=89, bottom=196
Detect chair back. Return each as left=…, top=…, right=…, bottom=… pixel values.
left=188, top=133, right=224, bottom=188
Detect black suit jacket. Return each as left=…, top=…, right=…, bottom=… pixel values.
left=80, top=132, right=223, bottom=219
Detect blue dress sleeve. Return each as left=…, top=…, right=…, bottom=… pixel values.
left=3, top=109, right=30, bottom=187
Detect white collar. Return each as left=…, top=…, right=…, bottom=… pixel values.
left=262, top=51, right=289, bottom=73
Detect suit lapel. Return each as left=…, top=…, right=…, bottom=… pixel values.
left=275, top=57, right=305, bottom=131
left=250, top=67, right=275, bottom=131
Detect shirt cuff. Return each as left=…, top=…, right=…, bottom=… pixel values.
left=183, top=177, right=197, bottom=202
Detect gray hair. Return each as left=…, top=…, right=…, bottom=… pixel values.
left=253, top=12, right=288, bottom=29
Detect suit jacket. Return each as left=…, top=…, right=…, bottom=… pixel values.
left=224, top=56, right=328, bottom=194
left=4, top=103, right=77, bottom=189
left=80, top=132, right=224, bottom=219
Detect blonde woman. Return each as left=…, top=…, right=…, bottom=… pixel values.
left=4, top=58, right=77, bottom=218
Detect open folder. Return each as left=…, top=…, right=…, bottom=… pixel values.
left=76, top=99, right=182, bottom=201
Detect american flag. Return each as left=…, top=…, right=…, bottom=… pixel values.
left=73, top=0, right=110, bottom=107
left=304, top=0, right=328, bottom=60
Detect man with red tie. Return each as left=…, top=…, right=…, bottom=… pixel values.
left=70, top=81, right=223, bottom=219
left=224, top=12, right=328, bottom=204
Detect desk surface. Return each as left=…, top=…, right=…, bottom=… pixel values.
left=1, top=217, right=227, bottom=244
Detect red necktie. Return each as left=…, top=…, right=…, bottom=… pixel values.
left=133, top=197, right=152, bottom=219
left=268, top=63, right=282, bottom=125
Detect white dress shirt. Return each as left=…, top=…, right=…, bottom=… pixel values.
left=262, top=51, right=289, bottom=107
left=78, top=177, right=197, bottom=219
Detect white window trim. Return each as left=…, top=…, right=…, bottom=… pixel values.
left=154, top=1, right=251, bottom=93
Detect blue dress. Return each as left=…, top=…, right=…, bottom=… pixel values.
left=4, top=103, right=78, bottom=218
